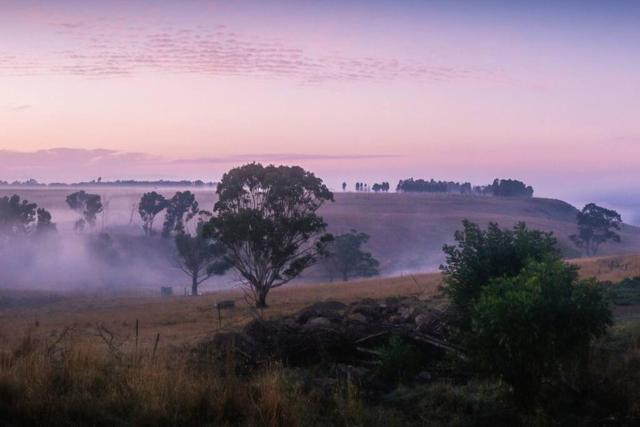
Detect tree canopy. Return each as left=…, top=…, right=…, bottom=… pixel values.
left=66, top=191, right=103, bottom=232
left=138, top=191, right=167, bottom=236
left=323, top=230, right=379, bottom=281
left=162, top=191, right=199, bottom=237
left=396, top=178, right=471, bottom=193
left=371, top=182, right=390, bottom=192
left=204, top=163, right=334, bottom=307
left=489, top=178, right=534, bottom=197
left=571, top=203, right=622, bottom=256
left=0, top=194, right=56, bottom=238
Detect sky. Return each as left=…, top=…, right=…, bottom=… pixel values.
left=1, top=0, right=639, bottom=203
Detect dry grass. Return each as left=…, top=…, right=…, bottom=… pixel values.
left=0, top=336, right=315, bottom=426
left=572, top=253, right=640, bottom=282
left=2, top=254, right=640, bottom=353
left=0, top=273, right=440, bottom=352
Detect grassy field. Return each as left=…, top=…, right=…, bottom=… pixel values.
left=0, top=273, right=441, bottom=352
left=2, top=253, right=639, bottom=353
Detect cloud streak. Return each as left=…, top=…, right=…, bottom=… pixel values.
left=0, top=19, right=479, bottom=84
left=4, top=104, right=32, bottom=112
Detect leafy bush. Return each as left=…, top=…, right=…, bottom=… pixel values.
left=470, top=260, right=612, bottom=405
left=611, top=276, right=640, bottom=305
left=441, top=220, right=560, bottom=331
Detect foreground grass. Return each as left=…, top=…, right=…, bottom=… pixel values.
left=0, top=333, right=415, bottom=426
left=2, top=320, right=639, bottom=426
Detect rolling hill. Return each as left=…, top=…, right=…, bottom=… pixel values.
left=2, top=188, right=639, bottom=281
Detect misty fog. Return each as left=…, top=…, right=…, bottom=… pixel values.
left=2, top=187, right=640, bottom=293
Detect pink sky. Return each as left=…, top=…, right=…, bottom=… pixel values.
left=1, top=1, right=639, bottom=197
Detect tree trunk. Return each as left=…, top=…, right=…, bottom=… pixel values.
left=342, top=266, right=349, bottom=282
left=255, top=287, right=268, bottom=308
left=191, top=273, right=198, bottom=296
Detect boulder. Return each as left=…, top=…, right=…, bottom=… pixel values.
left=305, top=317, right=332, bottom=329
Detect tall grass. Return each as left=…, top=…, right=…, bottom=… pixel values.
left=0, top=331, right=398, bottom=426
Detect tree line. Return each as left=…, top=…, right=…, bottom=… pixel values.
left=396, top=177, right=534, bottom=197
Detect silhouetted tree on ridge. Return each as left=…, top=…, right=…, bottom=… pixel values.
left=571, top=203, right=622, bottom=256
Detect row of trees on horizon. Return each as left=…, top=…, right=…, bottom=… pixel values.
left=3, top=176, right=533, bottom=198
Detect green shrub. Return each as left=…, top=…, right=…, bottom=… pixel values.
left=470, top=259, right=612, bottom=406
left=612, top=276, right=640, bottom=305
left=441, top=220, right=560, bottom=331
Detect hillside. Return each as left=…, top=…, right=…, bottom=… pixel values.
left=321, top=192, right=640, bottom=274
left=2, top=188, right=640, bottom=281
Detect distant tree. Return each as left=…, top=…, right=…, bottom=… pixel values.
left=489, top=178, right=534, bottom=197
left=323, top=230, right=379, bottom=281
left=66, top=191, right=103, bottom=232
left=175, top=223, right=229, bottom=296
left=0, top=195, right=56, bottom=240
left=162, top=191, right=199, bottom=238
left=571, top=203, right=622, bottom=256
left=204, top=163, right=334, bottom=308
left=0, top=195, right=37, bottom=236
left=371, top=182, right=390, bottom=193
left=396, top=178, right=472, bottom=193
left=471, top=259, right=611, bottom=406
left=441, top=220, right=560, bottom=332
left=138, top=191, right=168, bottom=236
left=35, top=208, right=56, bottom=234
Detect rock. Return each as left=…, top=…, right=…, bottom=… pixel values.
left=305, top=317, right=332, bottom=328
left=398, top=306, right=415, bottom=322
left=347, top=313, right=367, bottom=323
left=350, top=303, right=383, bottom=320
left=418, top=293, right=431, bottom=301
left=414, top=313, right=432, bottom=327
left=296, top=301, right=346, bottom=323
left=389, top=315, right=403, bottom=324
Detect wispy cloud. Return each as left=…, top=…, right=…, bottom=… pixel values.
left=4, top=104, right=32, bottom=112
left=0, top=19, right=482, bottom=84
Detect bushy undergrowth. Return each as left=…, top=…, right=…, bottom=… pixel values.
left=1, top=322, right=640, bottom=426
left=610, top=276, right=640, bottom=305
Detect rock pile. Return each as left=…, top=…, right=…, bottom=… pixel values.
left=193, top=296, right=458, bottom=373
